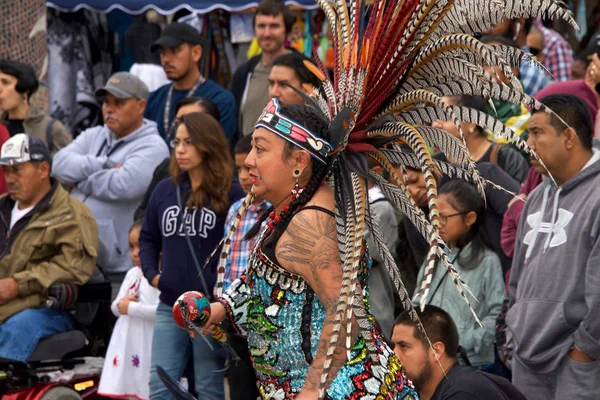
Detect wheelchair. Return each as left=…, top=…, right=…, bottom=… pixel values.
left=0, top=268, right=113, bottom=399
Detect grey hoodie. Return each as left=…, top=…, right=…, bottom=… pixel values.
left=507, top=144, right=600, bottom=373
left=52, top=119, right=169, bottom=274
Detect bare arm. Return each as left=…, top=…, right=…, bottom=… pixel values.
left=277, top=209, right=357, bottom=396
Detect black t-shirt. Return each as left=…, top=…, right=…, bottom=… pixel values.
left=431, top=364, right=506, bottom=400
left=6, top=119, right=24, bottom=136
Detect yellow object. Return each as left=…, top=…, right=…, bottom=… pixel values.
left=247, top=37, right=262, bottom=59
left=74, top=380, right=95, bottom=391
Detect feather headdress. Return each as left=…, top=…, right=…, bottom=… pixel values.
left=213, top=0, right=575, bottom=397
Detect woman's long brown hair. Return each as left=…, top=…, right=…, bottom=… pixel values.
left=170, top=112, right=233, bottom=215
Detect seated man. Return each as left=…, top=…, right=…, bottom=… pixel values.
left=392, top=305, right=519, bottom=400
left=52, top=72, right=169, bottom=295
left=0, top=134, right=98, bottom=363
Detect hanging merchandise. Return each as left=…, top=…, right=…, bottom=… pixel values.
left=47, top=9, right=113, bottom=138
left=303, top=11, right=313, bottom=56
left=230, top=13, right=254, bottom=44
left=178, top=12, right=205, bottom=33
left=289, top=11, right=305, bottom=53
left=209, top=11, right=232, bottom=88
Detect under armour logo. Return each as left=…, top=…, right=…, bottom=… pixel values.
left=523, top=208, right=574, bottom=249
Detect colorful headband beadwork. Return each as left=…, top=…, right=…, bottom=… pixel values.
left=255, top=98, right=333, bottom=165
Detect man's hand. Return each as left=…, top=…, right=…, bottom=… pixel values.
left=151, top=274, right=160, bottom=288
left=117, top=295, right=138, bottom=315
left=585, top=54, right=600, bottom=93
left=0, top=278, right=19, bottom=305
left=568, top=347, right=595, bottom=362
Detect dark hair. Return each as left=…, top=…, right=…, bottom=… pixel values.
left=245, top=104, right=331, bottom=239
left=438, top=179, right=491, bottom=269
left=479, top=34, right=518, bottom=49
left=395, top=305, right=460, bottom=358
left=130, top=218, right=144, bottom=233
left=535, top=94, right=593, bottom=150
left=0, top=59, right=39, bottom=101
left=234, top=134, right=253, bottom=155
left=453, top=95, right=488, bottom=138
left=253, top=0, right=295, bottom=35
left=170, top=112, right=233, bottom=215
left=272, top=53, right=322, bottom=90
left=174, top=97, right=221, bottom=121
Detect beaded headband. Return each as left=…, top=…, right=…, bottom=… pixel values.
left=255, top=98, right=333, bottom=165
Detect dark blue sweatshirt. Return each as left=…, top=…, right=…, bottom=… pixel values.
left=140, top=174, right=244, bottom=306
left=144, top=79, right=237, bottom=141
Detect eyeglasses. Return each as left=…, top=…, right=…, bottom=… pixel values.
left=439, top=212, right=468, bottom=225
left=170, top=139, right=194, bottom=149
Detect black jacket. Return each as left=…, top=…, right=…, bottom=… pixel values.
left=230, top=54, right=262, bottom=119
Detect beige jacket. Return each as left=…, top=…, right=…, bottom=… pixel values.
left=0, top=182, right=98, bottom=323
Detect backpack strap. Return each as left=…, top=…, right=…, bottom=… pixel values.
left=489, top=143, right=504, bottom=165
left=45, top=118, right=55, bottom=151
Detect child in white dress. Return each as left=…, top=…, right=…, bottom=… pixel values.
left=98, top=220, right=160, bottom=399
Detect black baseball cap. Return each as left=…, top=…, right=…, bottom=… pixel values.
left=151, top=23, right=204, bottom=52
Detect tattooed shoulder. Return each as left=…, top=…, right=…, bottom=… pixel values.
left=276, top=209, right=340, bottom=277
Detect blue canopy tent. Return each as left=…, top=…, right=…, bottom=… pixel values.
left=46, top=0, right=318, bottom=14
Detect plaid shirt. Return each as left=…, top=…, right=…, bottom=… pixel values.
left=538, top=23, right=574, bottom=82
left=519, top=62, right=553, bottom=97
left=220, top=198, right=270, bottom=292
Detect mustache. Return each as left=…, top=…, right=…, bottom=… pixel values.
left=163, top=64, right=174, bottom=69
left=104, top=112, right=116, bottom=121
left=7, top=184, right=22, bottom=191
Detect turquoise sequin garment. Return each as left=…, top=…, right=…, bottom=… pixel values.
left=220, top=229, right=419, bottom=400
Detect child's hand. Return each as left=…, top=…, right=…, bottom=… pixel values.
left=117, top=295, right=138, bottom=315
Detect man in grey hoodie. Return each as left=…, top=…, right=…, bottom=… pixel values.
left=508, top=94, right=600, bottom=400
left=52, top=72, right=169, bottom=296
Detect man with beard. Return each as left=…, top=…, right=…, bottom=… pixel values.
left=144, top=23, right=236, bottom=141
left=392, top=306, right=510, bottom=400
left=230, top=0, right=294, bottom=137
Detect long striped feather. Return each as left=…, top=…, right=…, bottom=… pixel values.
left=213, top=191, right=255, bottom=298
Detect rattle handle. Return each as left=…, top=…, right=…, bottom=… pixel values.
left=211, top=326, right=228, bottom=343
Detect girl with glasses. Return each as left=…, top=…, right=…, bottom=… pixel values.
left=413, top=180, right=507, bottom=371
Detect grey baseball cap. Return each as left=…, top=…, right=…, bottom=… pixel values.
left=95, top=72, right=149, bottom=100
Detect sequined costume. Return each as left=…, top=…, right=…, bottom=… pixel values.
left=220, top=207, right=418, bottom=400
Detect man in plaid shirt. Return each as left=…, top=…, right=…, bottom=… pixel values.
left=535, top=21, right=574, bottom=82
left=520, top=63, right=553, bottom=97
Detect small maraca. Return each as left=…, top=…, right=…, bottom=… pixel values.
left=172, top=291, right=240, bottom=364
left=172, top=291, right=211, bottom=332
